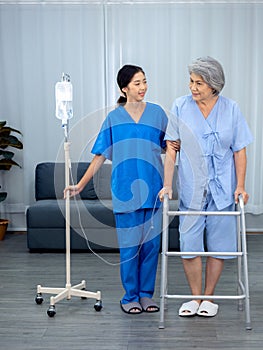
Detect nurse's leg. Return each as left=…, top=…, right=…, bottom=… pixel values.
left=115, top=212, right=142, bottom=304
left=139, top=209, right=161, bottom=299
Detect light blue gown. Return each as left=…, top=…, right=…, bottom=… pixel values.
left=165, top=95, right=253, bottom=256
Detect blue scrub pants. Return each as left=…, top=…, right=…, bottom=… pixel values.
left=115, top=208, right=161, bottom=305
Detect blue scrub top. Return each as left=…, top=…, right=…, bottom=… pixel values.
left=91, top=102, right=168, bottom=213
left=165, top=95, right=253, bottom=210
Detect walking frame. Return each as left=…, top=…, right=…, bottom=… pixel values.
left=159, top=194, right=252, bottom=330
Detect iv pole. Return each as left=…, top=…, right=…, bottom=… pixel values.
left=35, top=74, right=102, bottom=317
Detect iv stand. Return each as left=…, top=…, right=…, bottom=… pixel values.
left=35, top=96, right=102, bottom=317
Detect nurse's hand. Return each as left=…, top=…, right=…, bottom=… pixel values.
left=167, top=140, right=180, bottom=152
left=159, top=186, right=173, bottom=201
left=64, top=184, right=81, bottom=199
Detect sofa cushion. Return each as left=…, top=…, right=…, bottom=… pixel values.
left=27, top=200, right=66, bottom=227
left=93, top=162, right=112, bottom=199
left=76, top=163, right=98, bottom=200
left=35, top=162, right=97, bottom=200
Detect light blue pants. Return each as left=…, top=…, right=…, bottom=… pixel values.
left=179, top=193, right=237, bottom=259
left=115, top=208, right=161, bottom=304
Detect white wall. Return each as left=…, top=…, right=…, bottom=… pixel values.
left=0, top=0, right=262, bottom=230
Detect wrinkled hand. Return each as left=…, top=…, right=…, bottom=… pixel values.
left=159, top=186, right=173, bottom=201
left=63, top=185, right=81, bottom=199
left=234, top=187, right=249, bottom=205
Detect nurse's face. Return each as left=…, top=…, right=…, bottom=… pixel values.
left=189, top=73, right=215, bottom=103
left=122, top=71, right=148, bottom=103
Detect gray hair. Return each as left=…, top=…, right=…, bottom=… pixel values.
left=188, top=56, right=225, bottom=95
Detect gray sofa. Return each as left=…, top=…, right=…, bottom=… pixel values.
left=26, top=162, right=179, bottom=252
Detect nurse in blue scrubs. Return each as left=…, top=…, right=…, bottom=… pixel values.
left=64, top=65, right=178, bottom=314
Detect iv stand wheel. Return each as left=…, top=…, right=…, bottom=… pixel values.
left=35, top=293, right=44, bottom=305
left=47, top=305, right=56, bottom=317
left=81, top=287, right=88, bottom=299
left=94, top=300, right=103, bottom=311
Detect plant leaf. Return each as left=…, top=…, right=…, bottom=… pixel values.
left=0, top=126, right=22, bottom=135
left=0, top=192, right=7, bottom=202
left=0, top=135, right=23, bottom=149
left=0, top=158, right=21, bottom=170
left=0, top=150, right=14, bottom=159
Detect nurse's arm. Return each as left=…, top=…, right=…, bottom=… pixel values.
left=159, top=140, right=178, bottom=201
left=234, top=147, right=249, bottom=205
left=64, top=154, right=106, bottom=198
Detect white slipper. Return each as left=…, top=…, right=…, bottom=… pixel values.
left=179, top=300, right=200, bottom=317
left=197, top=301, right=218, bottom=317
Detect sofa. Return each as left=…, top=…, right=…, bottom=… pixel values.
left=26, top=162, right=179, bottom=252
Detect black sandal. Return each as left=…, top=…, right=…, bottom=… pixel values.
left=120, top=301, right=143, bottom=314
left=140, top=297, right=159, bottom=313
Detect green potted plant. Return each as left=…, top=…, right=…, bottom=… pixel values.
left=0, top=121, right=23, bottom=240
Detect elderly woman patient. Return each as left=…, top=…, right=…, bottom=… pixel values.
left=159, top=56, right=253, bottom=317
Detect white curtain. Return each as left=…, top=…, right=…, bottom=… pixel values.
left=0, top=1, right=262, bottom=229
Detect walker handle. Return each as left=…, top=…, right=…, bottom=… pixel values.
left=238, top=194, right=244, bottom=209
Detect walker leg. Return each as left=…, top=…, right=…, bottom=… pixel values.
left=159, top=196, right=169, bottom=329
left=240, top=201, right=252, bottom=330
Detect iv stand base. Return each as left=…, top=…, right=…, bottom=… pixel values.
left=35, top=281, right=102, bottom=317
left=34, top=136, right=102, bottom=317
